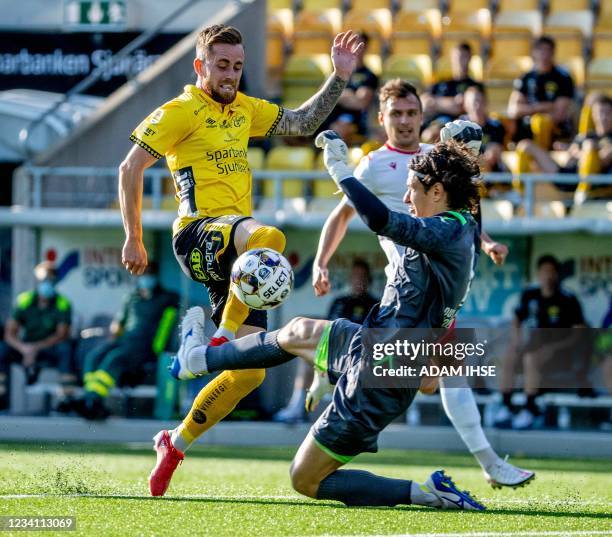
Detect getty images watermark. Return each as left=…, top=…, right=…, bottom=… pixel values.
left=358, top=327, right=609, bottom=390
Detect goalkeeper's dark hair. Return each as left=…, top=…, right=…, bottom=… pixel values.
left=197, top=25, right=243, bottom=58
left=409, top=140, right=482, bottom=213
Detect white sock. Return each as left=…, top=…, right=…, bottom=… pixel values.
left=214, top=327, right=235, bottom=341
left=472, top=447, right=502, bottom=470
left=170, top=426, right=190, bottom=452
left=410, top=482, right=442, bottom=507
left=188, top=345, right=209, bottom=375
left=439, top=380, right=491, bottom=454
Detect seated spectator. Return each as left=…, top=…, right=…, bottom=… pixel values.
left=320, top=32, right=378, bottom=145
left=508, top=36, right=575, bottom=149
left=514, top=95, right=612, bottom=197
left=495, top=255, right=587, bottom=430
left=421, top=42, right=481, bottom=142
left=462, top=85, right=506, bottom=173
left=0, top=261, right=74, bottom=411
left=75, top=262, right=179, bottom=420
left=273, top=259, right=378, bottom=423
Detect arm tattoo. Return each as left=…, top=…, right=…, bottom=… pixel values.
left=271, top=75, right=347, bottom=136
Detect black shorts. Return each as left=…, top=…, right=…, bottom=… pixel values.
left=172, top=215, right=267, bottom=330
left=310, top=318, right=418, bottom=462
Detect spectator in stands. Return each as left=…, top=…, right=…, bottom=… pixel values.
left=273, top=259, right=378, bottom=423
left=0, top=261, right=74, bottom=411
left=320, top=32, right=379, bottom=145
left=75, top=262, right=179, bottom=420
left=495, top=255, right=587, bottom=430
left=421, top=42, right=481, bottom=142
left=462, top=85, right=506, bottom=173
left=514, top=95, right=612, bottom=197
left=508, top=36, right=575, bottom=149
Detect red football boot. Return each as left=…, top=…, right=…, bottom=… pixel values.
left=149, top=430, right=184, bottom=497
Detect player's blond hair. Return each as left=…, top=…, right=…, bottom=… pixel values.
left=196, top=24, right=243, bottom=59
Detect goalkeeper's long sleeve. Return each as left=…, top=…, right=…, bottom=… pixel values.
left=338, top=176, right=390, bottom=233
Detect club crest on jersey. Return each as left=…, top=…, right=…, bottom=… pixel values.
left=149, top=109, right=164, bottom=124
left=390, top=162, right=397, bottom=169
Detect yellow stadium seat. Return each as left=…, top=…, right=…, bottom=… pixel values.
left=447, top=0, right=489, bottom=15
left=440, top=9, right=492, bottom=39
left=490, top=12, right=540, bottom=60
left=267, top=35, right=286, bottom=72
left=247, top=147, right=265, bottom=171
left=399, top=0, right=440, bottom=11
left=351, top=0, right=392, bottom=9
left=282, top=54, right=332, bottom=105
left=592, top=35, right=612, bottom=59
left=268, top=0, right=293, bottom=8
left=587, top=58, right=612, bottom=90
left=435, top=54, right=483, bottom=81
left=268, top=8, right=293, bottom=39
left=363, top=53, right=383, bottom=76
left=292, top=9, right=341, bottom=55
left=486, top=86, right=514, bottom=114
left=560, top=56, right=585, bottom=88
left=382, top=54, right=434, bottom=88
left=548, top=0, right=590, bottom=12
left=496, top=0, right=540, bottom=12
left=302, top=0, right=342, bottom=9
left=391, top=9, right=440, bottom=55
left=342, top=9, right=392, bottom=55
left=439, top=36, right=483, bottom=59
left=486, top=55, right=533, bottom=80
left=262, top=146, right=315, bottom=200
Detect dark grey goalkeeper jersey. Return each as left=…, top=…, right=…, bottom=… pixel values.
left=363, top=209, right=481, bottom=330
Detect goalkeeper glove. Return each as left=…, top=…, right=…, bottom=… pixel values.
left=440, top=119, right=483, bottom=155
left=314, top=130, right=354, bottom=185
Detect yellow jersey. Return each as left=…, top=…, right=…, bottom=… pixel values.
left=130, top=84, right=283, bottom=235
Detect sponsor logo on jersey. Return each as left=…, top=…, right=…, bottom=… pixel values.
left=205, top=117, right=217, bottom=128
left=149, top=108, right=164, bottom=124
left=189, top=248, right=208, bottom=282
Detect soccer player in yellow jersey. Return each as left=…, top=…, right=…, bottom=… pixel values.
left=118, top=24, right=363, bottom=496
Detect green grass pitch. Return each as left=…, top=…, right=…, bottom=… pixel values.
left=0, top=442, right=610, bottom=536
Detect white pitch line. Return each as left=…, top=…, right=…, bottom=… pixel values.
left=0, top=494, right=610, bottom=508
left=324, top=533, right=612, bottom=537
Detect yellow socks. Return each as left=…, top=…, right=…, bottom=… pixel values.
left=217, top=226, right=286, bottom=337
left=530, top=113, right=553, bottom=150
left=171, top=369, right=266, bottom=451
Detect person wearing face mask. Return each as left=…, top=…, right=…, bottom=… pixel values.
left=75, top=262, right=179, bottom=420
left=0, top=261, right=73, bottom=411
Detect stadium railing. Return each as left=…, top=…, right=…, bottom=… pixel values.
left=3, top=167, right=612, bottom=232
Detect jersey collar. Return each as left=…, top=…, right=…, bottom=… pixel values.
left=384, top=142, right=422, bottom=154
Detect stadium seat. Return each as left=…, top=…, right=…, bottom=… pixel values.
left=342, top=9, right=393, bottom=55
left=382, top=54, right=434, bottom=88
left=547, top=0, right=591, bottom=12
left=486, top=85, right=514, bottom=114
left=586, top=58, right=612, bottom=91
left=363, top=53, right=383, bottom=76
left=496, top=0, right=540, bottom=12
left=435, top=54, right=483, bottom=81
left=260, top=146, right=315, bottom=208
left=399, top=0, right=440, bottom=11
left=247, top=147, right=265, bottom=171
left=282, top=54, right=332, bottom=106
left=351, top=0, right=392, bottom=9
left=292, top=9, right=342, bottom=55
left=446, top=0, right=489, bottom=15
left=438, top=10, right=491, bottom=57
left=592, top=34, right=612, bottom=59
left=490, top=11, right=541, bottom=61
left=301, top=0, right=342, bottom=9
left=544, top=11, right=593, bottom=57
left=559, top=56, right=585, bottom=88
left=439, top=35, right=482, bottom=59
left=268, top=0, right=293, bottom=8
left=391, top=9, right=441, bottom=56
left=486, top=55, right=533, bottom=81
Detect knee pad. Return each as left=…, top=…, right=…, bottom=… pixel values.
left=246, top=226, right=286, bottom=253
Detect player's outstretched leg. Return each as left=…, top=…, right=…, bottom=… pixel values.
left=439, top=378, right=535, bottom=489
left=290, top=435, right=485, bottom=510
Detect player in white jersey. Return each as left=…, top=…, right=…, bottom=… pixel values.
left=312, top=79, right=534, bottom=489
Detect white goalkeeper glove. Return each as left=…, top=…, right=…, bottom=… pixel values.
left=314, top=130, right=354, bottom=185
left=440, top=119, right=483, bottom=155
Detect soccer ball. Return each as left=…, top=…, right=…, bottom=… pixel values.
left=230, top=248, right=294, bottom=310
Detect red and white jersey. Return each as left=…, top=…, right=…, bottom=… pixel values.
left=345, top=141, right=434, bottom=279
